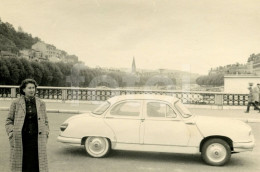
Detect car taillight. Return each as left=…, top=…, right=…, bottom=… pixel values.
left=60, top=123, right=68, bottom=131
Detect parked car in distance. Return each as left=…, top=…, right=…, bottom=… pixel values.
left=57, top=94, right=255, bottom=166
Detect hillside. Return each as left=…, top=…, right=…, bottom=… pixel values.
left=0, top=18, right=40, bottom=53
left=0, top=18, right=200, bottom=89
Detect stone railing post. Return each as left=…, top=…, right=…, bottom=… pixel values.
left=62, top=89, right=67, bottom=102
left=215, top=94, right=223, bottom=109
left=11, top=87, right=16, bottom=98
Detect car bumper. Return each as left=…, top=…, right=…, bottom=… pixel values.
left=233, top=140, right=255, bottom=152
left=57, top=135, right=81, bottom=146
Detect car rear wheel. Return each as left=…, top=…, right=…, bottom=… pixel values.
left=85, top=136, right=110, bottom=158
left=202, top=138, right=231, bottom=166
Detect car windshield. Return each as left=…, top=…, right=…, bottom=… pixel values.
left=174, top=100, right=192, bottom=118
left=92, top=101, right=110, bottom=115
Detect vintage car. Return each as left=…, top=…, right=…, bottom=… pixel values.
left=57, top=94, right=255, bottom=166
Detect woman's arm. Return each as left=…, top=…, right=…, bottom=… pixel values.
left=5, top=101, right=16, bottom=137
left=42, top=101, right=49, bottom=137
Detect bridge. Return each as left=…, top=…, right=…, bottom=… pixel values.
left=1, top=85, right=259, bottom=122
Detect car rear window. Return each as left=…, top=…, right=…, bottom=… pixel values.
left=110, top=101, right=141, bottom=117
left=92, top=101, right=110, bottom=115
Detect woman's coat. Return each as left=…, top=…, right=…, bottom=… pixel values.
left=5, top=96, right=49, bottom=172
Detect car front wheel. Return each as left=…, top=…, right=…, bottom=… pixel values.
left=202, top=138, right=231, bottom=166
left=85, top=136, right=110, bottom=158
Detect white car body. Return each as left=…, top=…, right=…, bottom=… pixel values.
left=57, top=94, right=254, bottom=163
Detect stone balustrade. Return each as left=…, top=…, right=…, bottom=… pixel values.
left=0, top=85, right=248, bottom=106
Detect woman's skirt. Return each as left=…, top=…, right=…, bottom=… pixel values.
left=22, top=135, right=39, bottom=172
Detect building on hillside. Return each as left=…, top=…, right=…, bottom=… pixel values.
left=48, top=56, right=61, bottom=62
left=64, top=55, right=78, bottom=63
left=19, top=49, right=47, bottom=61
left=210, top=54, right=260, bottom=76
left=19, top=49, right=31, bottom=60
left=209, top=63, right=250, bottom=75
left=31, top=41, right=47, bottom=57
left=248, top=56, right=260, bottom=75
left=0, top=50, right=17, bottom=58
left=32, top=41, right=61, bottom=62
left=31, top=41, right=78, bottom=63
left=32, top=50, right=45, bottom=61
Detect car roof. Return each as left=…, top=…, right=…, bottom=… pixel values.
left=107, top=94, right=179, bottom=104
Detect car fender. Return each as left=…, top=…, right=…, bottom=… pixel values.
left=195, top=116, right=252, bottom=143
left=60, top=113, right=116, bottom=143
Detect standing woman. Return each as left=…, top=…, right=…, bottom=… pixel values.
left=5, top=79, right=49, bottom=172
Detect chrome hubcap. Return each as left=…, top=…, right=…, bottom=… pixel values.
left=88, top=137, right=106, bottom=154
left=206, top=143, right=227, bottom=163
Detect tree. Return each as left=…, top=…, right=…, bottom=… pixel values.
left=56, top=62, right=73, bottom=86
left=20, top=58, right=34, bottom=79
left=2, top=57, right=20, bottom=85
left=40, top=61, right=53, bottom=86
left=0, top=57, right=10, bottom=84
left=51, top=64, right=63, bottom=86
left=31, top=61, right=44, bottom=85
left=0, top=20, right=40, bottom=53
left=196, top=73, right=224, bottom=86
left=0, top=34, right=18, bottom=53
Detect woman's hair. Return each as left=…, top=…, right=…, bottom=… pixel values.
left=19, top=79, right=38, bottom=95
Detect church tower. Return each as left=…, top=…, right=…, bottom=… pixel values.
left=132, top=57, right=136, bottom=74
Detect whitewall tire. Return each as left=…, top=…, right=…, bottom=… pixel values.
left=85, top=136, right=110, bottom=158
left=202, top=138, right=231, bottom=166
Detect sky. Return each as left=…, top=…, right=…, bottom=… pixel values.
left=1, top=0, right=260, bottom=74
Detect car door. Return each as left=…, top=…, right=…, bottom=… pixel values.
left=104, top=100, right=143, bottom=144
left=142, top=100, right=190, bottom=146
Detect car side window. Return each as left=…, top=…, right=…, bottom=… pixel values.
left=147, top=102, right=177, bottom=118
left=110, top=101, right=141, bottom=117
left=147, top=102, right=166, bottom=117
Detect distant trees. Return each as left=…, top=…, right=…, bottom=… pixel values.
left=0, top=56, right=178, bottom=88
left=196, top=73, right=224, bottom=86
left=0, top=34, right=18, bottom=53
left=0, top=57, right=10, bottom=85
left=0, top=56, right=68, bottom=86
left=30, top=61, right=44, bottom=85
left=247, top=53, right=260, bottom=62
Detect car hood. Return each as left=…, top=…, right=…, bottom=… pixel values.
left=194, top=115, right=252, bottom=141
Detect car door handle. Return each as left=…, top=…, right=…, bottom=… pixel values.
left=186, top=122, right=195, bottom=125
left=106, top=116, right=114, bottom=119
left=141, top=119, right=144, bottom=122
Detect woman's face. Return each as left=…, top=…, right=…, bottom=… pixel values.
left=23, top=83, right=36, bottom=97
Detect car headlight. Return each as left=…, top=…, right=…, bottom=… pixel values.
left=60, top=123, right=68, bottom=132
